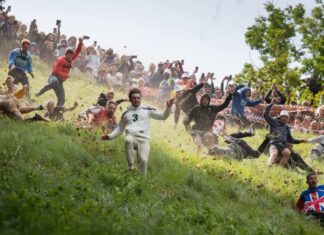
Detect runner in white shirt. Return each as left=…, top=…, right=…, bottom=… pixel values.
left=102, top=88, right=175, bottom=174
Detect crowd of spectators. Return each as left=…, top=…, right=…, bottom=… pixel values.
left=0, top=4, right=323, bottom=134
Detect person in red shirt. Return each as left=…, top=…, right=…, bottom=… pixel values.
left=86, top=100, right=117, bottom=132
left=36, top=37, right=83, bottom=107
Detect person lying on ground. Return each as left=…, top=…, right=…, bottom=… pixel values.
left=0, top=94, right=43, bottom=120
left=207, top=128, right=269, bottom=160
left=101, top=88, right=175, bottom=175
left=86, top=100, right=117, bottom=132
left=44, top=100, right=78, bottom=121
left=183, top=86, right=234, bottom=153
left=264, top=98, right=307, bottom=167
left=296, top=172, right=324, bottom=225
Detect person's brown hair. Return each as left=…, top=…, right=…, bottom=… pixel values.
left=306, top=172, right=316, bottom=181
left=128, top=88, right=142, bottom=100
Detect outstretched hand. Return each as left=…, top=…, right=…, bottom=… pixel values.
left=167, top=97, right=176, bottom=108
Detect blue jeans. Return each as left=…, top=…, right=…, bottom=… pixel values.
left=38, top=75, right=65, bottom=107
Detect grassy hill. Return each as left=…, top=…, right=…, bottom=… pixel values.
left=0, top=58, right=323, bottom=234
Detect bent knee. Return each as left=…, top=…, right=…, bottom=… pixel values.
left=282, top=148, right=291, bottom=156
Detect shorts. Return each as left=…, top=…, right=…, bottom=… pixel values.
left=9, top=68, right=29, bottom=86
left=269, top=141, right=286, bottom=153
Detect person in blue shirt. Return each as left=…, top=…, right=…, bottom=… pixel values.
left=231, top=84, right=261, bottom=129
left=8, top=39, right=34, bottom=98
left=296, top=172, right=324, bottom=225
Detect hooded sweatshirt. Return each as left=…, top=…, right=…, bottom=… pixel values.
left=231, top=86, right=261, bottom=117
left=187, top=94, right=232, bottom=132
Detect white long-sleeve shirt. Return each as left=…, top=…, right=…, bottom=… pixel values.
left=108, top=105, right=171, bottom=139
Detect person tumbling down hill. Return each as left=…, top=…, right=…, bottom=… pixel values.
left=174, top=81, right=204, bottom=128
left=86, top=100, right=117, bottom=132
left=183, top=86, right=235, bottom=153
left=0, top=94, right=44, bottom=120
left=44, top=100, right=78, bottom=121
left=36, top=37, right=83, bottom=107
left=264, top=98, right=308, bottom=168
left=231, top=85, right=261, bottom=129
left=96, top=90, right=127, bottom=107
left=102, top=88, right=175, bottom=175
left=296, top=173, right=324, bottom=225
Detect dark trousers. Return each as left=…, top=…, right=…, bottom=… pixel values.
left=38, top=75, right=65, bottom=107
left=226, top=131, right=267, bottom=158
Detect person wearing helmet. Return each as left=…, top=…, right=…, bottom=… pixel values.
left=8, top=39, right=34, bottom=98
left=36, top=37, right=83, bottom=107
left=264, top=98, right=308, bottom=167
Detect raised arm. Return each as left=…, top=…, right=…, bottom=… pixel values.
left=211, top=94, right=233, bottom=114
left=150, top=98, right=175, bottom=120
left=277, top=90, right=286, bottom=104
left=71, top=39, right=83, bottom=61
left=150, top=106, right=172, bottom=120
left=264, top=89, right=272, bottom=104
left=263, top=103, right=277, bottom=126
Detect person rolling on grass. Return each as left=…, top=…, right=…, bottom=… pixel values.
left=0, top=94, right=44, bottom=120
left=296, top=172, right=324, bottom=225
left=264, top=98, right=307, bottom=167
left=231, top=84, right=261, bottom=130
left=96, top=90, right=128, bottom=108
left=44, top=100, right=78, bottom=121
left=86, top=100, right=117, bottom=132
left=101, top=88, right=175, bottom=175
left=207, top=129, right=270, bottom=160
left=36, top=37, right=83, bottom=108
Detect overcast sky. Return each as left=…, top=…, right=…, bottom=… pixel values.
left=6, top=0, right=316, bottom=81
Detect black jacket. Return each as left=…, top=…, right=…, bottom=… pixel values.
left=174, top=83, right=204, bottom=124
left=187, top=94, right=232, bottom=132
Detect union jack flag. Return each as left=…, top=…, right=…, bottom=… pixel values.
left=304, top=187, right=324, bottom=212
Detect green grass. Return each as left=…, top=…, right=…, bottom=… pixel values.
left=0, top=58, right=323, bottom=234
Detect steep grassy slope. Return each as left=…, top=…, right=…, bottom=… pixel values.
left=0, top=58, right=323, bottom=234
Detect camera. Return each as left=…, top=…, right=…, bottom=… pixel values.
left=82, top=36, right=90, bottom=40
left=56, top=19, right=61, bottom=26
